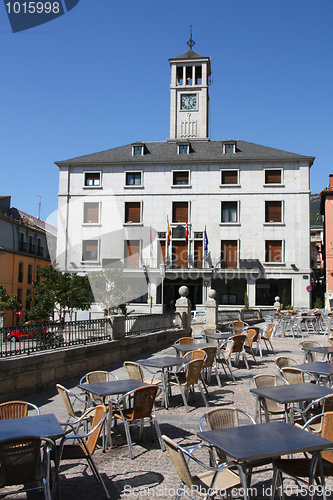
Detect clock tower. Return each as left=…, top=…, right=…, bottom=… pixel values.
left=169, top=33, right=211, bottom=141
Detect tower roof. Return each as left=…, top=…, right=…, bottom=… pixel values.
left=169, top=50, right=209, bottom=61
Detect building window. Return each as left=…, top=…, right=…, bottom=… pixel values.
left=194, top=240, right=203, bottom=269
left=265, top=169, right=281, bottom=184
left=125, top=240, right=140, bottom=268
left=37, top=238, right=43, bottom=257
left=82, top=240, right=99, bottom=261
left=27, top=264, right=33, bottom=285
left=84, top=202, right=100, bottom=224
left=28, top=236, right=35, bottom=254
left=176, top=66, right=183, bottom=85
left=172, top=202, right=188, bottom=223
left=125, top=172, right=142, bottom=186
left=265, top=201, right=282, bottom=223
left=26, top=290, right=31, bottom=310
left=18, top=262, right=24, bottom=283
left=221, top=170, right=238, bottom=185
left=173, top=171, right=189, bottom=185
left=178, top=144, right=189, bottom=155
left=36, top=265, right=41, bottom=282
left=19, top=233, right=26, bottom=252
left=84, top=172, right=101, bottom=187
left=221, top=241, right=238, bottom=269
left=172, top=242, right=188, bottom=269
left=125, top=202, right=141, bottom=223
left=133, top=145, right=143, bottom=156
left=223, top=142, right=236, bottom=154
left=265, top=240, right=283, bottom=263
left=221, top=202, right=238, bottom=223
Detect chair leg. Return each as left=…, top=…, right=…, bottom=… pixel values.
left=214, top=364, right=222, bottom=388
left=179, top=385, right=190, bottom=412
left=153, top=416, right=165, bottom=452
left=197, top=380, right=209, bottom=408
left=242, top=349, right=250, bottom=370
left=86, top=455, right=111, bottom=499
left=122, top=419, right=134, bottom=459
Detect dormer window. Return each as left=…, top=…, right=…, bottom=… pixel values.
left=223, top=141, right=236, bottom=154
left=178, top=145, right=189, bottom=155
left=131, top=142, right=145, bottom=156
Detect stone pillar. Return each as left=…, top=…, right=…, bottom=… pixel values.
left=205, top=289, right=218, bottom=332
left=175, top=286, right=192, bottom=332
left=274, top=296, right=281, bottom=313
left=110, top=315, right=126, bottom=340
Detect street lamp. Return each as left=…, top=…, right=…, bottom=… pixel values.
left=159, top=263, right=166, bottom=313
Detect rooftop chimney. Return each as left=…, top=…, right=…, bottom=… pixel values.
left=330, top=174, right=333, bottom=187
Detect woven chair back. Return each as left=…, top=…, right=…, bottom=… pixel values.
left=0, top=401, right=28, bottom=420
left=124, top=362, right=144, bottom=382
left=0, top=437, right=41, bottom=486
left=162, top=435, right=193, bottom=489
left=132, top=385, right=159, bottom=420
left=281, top=367, right=304, bottom=385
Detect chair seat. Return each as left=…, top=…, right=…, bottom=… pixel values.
left=58, top=443, right=88, bottom=460
left=192, top=468, right=240, bottom=496
left=143, top=377, right=162, bottom=386
left=273, top=457, right=333, bottom=477
left=113, top=408, right=152, bottom=422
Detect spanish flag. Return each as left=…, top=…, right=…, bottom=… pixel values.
left=167, top=217, right=171, bottom=245
left=185, top=219, right=189, bottom=244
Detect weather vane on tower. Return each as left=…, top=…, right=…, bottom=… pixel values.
left=186, top=24, right=195, bottom=50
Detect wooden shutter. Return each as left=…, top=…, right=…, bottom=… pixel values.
left=172, top=242, right=187, bottom=268
left=125, top=202, right=141, bottom=223
left=159, top=241, right=166, bottom=265
left=266, top=241, right=282, bottom=262
left=84, top=203, right=99, bottom=223
left=172, top=202, right=188, bottom=222
left=194, top=241, right=203, bottom=269
left=265, top=201, right=281, bottom=222
left=265, top=170, right=281, bottom=184
left=173, top=171, right=189, bottom=184
left=126, top=240, right=140, bottom=267
left=83, top=240, right=98, bottom=260
left=222, top=171, right=237, bottom=184
left=221, top=240, right=237, bottom=269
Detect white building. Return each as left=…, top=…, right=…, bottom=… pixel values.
left=55, top=43, right=314, bottom=313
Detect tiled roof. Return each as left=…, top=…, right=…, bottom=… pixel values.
left=55, top=140, right=315, bottom=166
left=169, top=50, right=208, bottom=60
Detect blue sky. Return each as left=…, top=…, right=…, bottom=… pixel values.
left=1, top=0, right=332, bottom=225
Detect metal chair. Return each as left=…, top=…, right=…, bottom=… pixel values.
left=173, top=337, right=195, bottom=357
left=57, top=405, right=110, bottom=499
left=112, top=385, right=164, bottom=459
left=162, top=434, right=241, bottom=500
left=56, top=384, right=93, bottom=430
left=272, top=411, right=333, bottom=499
left=243, top=328, right=259, bottom=363
left=248, top=374, right=288, bottom=423
left=260, top=323, right=275, bottom=355
left=280, top=366, right=305, bottom=385
left=169, top=357, right=209, bottom=413
left=230, top=334, right=250, bottom=369
left=0, top=436, right=53, bottom=499
left=123, top=361, right=162, bottom=385
left=275, top=356, right=300, bottom=376
left=0, top=401, right=40, bottom=419
left=299, top=340, right=324, bottom=363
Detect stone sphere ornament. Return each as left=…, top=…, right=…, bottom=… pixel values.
left=178, top=286, right=189, bottom=297
left=208, top=289, right=217, bottom=299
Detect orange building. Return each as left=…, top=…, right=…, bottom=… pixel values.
left=320, top=176, right=333, bottom=310
left=0, top=196, right=56, bottom=326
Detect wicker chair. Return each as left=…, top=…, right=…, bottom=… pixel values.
left=244, top=328, right=259, bottom=363
left=230, top=334, right=250, bottom=369
left=56, top=384, right=93, bottom=430
left=162, top=434, right=240, bottom=499
left=123, top=361, right=162, bottom=385
left=299, top=340, right=323, bottom=363
left=248, top=374, right=288, bottom=423
left=0, top=401, right=40, bottom=419
left=280, top=367, right=305, bottom=385
left=275, top=356, right=300, bottom=376
left=215, top=339, right=235, bottom=381
left=57, top=405, right=110, bottom=499
left=173, top=337, right=195, bottom=357
left=260, top=323, right=275, bottom=355
left=112, top=385, right=164, bottom=459
left=0, top=436, right=53, bottom=500
left=169, top=358, right=209, bottom=413
left=272, top=411, right=333, bottom=499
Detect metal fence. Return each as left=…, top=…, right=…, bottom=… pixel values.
left=125, top=312, right=182, bottom=336
left=0, top=319, right=109, bottom=357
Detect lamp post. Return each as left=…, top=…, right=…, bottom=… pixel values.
left=159, top=263, right=166, bottom=314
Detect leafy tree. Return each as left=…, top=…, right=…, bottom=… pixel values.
left=27, top=266, right=91, bottom=322
left=243, top=291, right=249, bottom=310
left=0, top=286, right=19, bottom=327
left=88, top=268, right=132, bottom=315
left=281, top=288, right=289, bottom=310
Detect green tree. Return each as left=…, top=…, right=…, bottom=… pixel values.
left=88, top=268, right=132, bottom=315
left=28, top=266, right=91, bottom=322
left=243, top=291, right=249, bottom=310
left=0, top=286, right=19, bottom=327
left=281, top=288, right=289, bottom=310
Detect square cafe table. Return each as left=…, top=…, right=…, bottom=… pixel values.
left=250, top=382, right=333, bottom=423
left=138, top=356, right=186, bottom=409
left=173, top=342, right=212, bottom=356
left=296, top=361, right=333, bottom=385
left=198, top=421, right=332, bottom=500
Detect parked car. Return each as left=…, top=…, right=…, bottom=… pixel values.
left=7, top=320, right=46, bottom=342
left=191, top=310, right=205, bottom=322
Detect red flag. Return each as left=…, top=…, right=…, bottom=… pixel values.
left=185, top=219, right=188, bottom=244
left=167, top=217, right=171, bottom=246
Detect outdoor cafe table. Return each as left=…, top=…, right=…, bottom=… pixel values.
left=138, top=356, right=186, bottom=409
left=301, top=346, right=333, bottom=360
left=172, top=342, right=212, bottom=357
left=0, top=414, right=65, bottom=499
left=202, top=332, right=231, bottom=346
left=250, top=382, right=333, bottom=423
left=79, top=379, right=149, bottom=450
left=296, top=361, right=333, bottom=386
left=198, top=420, right=332, bottom=500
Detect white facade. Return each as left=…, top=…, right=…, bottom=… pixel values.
left=55, top=47, right=314, bottom=313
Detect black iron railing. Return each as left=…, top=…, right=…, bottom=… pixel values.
left=125, top=312, right=182, bottom=336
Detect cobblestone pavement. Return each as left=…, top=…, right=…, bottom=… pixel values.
left=3, top=330, right=333, bottom=499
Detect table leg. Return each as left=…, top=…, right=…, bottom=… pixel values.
left=162, top=368, right=169, bottom=409
left=240, top=462, right=249, bottom=500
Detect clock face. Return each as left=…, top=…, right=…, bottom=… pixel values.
left=181, top=94, right=197, bottom=110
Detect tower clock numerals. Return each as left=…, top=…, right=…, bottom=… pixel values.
left=181, top=94, right=197, bottom=110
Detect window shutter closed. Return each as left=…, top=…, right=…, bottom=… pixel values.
left=221, top=241, right=237, bottom=269
left=222, top=171, right=238, bottom=184
left=265, top=170, right=281, bottom=184
left=265, top=201, right=281, bottom=222
left=194, top=241, right=203, bottom=269
left=126, top=240, right=140, bottom=267
left=84, top=203, right=99, bottom=223
left=125, top=203, right=141, bottom=223
left=172, top=242, right=188, bottom=268
left=173, top=171, right=189, bottom=184
left=172, top=202, right=188, bottom=222
left=85, top=241, right=98, bottom=252
left=266, top=241, right=282, bottom=262
left=159, top=241, right=166, bottom=264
